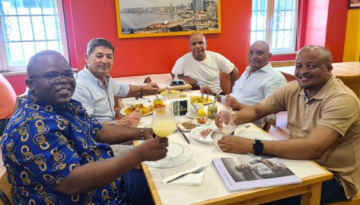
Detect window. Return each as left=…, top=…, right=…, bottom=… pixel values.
left=0, top=0, right=68, bottom=73
left=251, top=0, right=298, bottom=53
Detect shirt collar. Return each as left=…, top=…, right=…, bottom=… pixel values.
left=83, top=66, right=110, bottom=87
left=245, top=63, right=272, bottom=77
left=26, top=91, right=81, bottom=114
left=298, top=75, right=335, bottom=100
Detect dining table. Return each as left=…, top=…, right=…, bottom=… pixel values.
left=113, top=73, right=192, bottom=91
left=276, top=61, right=360, bottom=82
left=121, top=92, right=333, bottom=205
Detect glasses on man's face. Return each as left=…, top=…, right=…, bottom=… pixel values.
left=30, top=71, right=75, bottom=83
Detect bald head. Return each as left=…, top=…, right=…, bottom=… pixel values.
left=189, top=32, right=207, bottom=61
left=248, top=40, right=272, bottom=70
left=27, top=50, right=68, bottom=77
left=297, top=45, right=332, bottom=67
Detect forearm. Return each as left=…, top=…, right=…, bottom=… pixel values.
left=55, top=148, right=143, bottom=195
left=127, top=85, right=143, bottom=96
left=96, top=124, right=144, bottom=144
left=230, top=67, right=239, bottom=85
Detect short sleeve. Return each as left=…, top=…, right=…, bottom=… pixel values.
left=216, top=53, right=235, bottom=74
left=72, top=83, right=95, bottom=115
left=317, top=95, right=360, bottom=137
left=261, top=82, right=293, bottom=114
left=171, top=57, right=185, bottom=75
left=110, top=78, right=129, bottom=97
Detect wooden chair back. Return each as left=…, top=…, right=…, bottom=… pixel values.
left=271, top=60, right=295, bottom=67
left=114, top=96, right=124, bottom=120
left=220, top=72, right=232, bottom=95
left=0, top=168, right=13, bottom=205
left=336, top=75, right=360, bottom=98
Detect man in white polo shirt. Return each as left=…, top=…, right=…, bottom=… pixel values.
left=73, top=38, right=159, bottom=128
left=171, top=32, right=239, bottom=94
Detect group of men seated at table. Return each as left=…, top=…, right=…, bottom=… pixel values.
left=0, top=31, right=359, bottom=205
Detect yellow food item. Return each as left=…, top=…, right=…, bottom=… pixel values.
left=197, top=108, right=206, bottom=117
left=124, top=103, right=154, bottom=116
left=190, top=96, right=213, bottom=104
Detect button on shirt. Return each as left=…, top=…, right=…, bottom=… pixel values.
left=0, top=92, right=125, bottom=204
left=72, top=67, right=130, bottom=123
left=221, top=63, right=287, bottom=106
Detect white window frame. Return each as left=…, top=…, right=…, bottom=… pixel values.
left=251, top=0, right=299, bottom=54
left=0, top=0, right=68, bottom=73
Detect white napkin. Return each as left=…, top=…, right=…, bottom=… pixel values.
left=162, top=164, right=207, bottom=185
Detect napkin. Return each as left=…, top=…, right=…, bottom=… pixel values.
left=161, top=164, right=207, bottom=185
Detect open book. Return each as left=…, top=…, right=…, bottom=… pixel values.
left=213, top=156, right=302, bottom=192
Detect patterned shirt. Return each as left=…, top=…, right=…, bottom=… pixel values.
left=0, top=92, right=125, bottom=205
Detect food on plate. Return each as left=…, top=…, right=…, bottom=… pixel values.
left=181, top=121, right=197, bottom=130
left=196, top=116, right=207, bottom=124
left=190, top=96, right=213, bottom=104
left=124, top=103, right=154, bottom=116
left=200, top=129, right=214, bottom=138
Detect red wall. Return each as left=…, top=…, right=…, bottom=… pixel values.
left=64, top=0, right=251, bottom=77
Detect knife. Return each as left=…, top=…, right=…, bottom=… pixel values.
left=176, top=126, right=190, bottom=144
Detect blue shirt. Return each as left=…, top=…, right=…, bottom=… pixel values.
left=0, top=92, right=125, bottom=205
left=72, top=67, right=130, bottom=123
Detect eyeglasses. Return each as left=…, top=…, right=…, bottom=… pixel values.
left=30, top=71, right=75, bottom=83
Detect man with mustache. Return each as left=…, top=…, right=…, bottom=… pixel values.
left=72, top=38, right=160, bottom=128
left=0, top=50, right=168, bottom=205
left=171, top=32, right=239, bottom=94
left=202, top=40, right=287, bottom=127
left=216, top=45, right=360, bottom=204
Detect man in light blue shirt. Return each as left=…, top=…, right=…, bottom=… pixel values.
left=73, top=38, right=159, bottom=127
left=201, top=41, right=287, bottom=124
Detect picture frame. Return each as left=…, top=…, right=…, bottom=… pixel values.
left=115, top=0, right=221, bottom=39
left=349, top=0, right=360, bottom=8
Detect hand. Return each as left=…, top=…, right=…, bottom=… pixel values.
left=225, top=95, right=240, bottom=110
left=200, top=85, right=213, bottom=95
left=215, top=111, right=235, bottom=129
left=135, top=137, right=169, bottom=161
left=143, top=128, right=155, bottom=140
left=142, top=82, right=159, bottom=94
left=115, top=108, right=141, bottom=127
left=186, top=78, right=200, bottom=90
left=217, top=135, right=253, bottom=154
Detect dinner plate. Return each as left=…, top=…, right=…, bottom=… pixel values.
left=190, top=95, right=215, bottom=105
left=178, top=120, right=198, bottom=132
left=120, top=106, right=154, bottom=117
left=236, top=131, right=274, bottom=141
left=185, top=112, right=196, bottom=119
left=143, top=142, right=193, bottom=169
left=190, top=125, right=218, bottom=144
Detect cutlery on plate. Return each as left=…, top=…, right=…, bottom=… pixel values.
left=176, top=126, right=190, bottom=144
left=165, top=165, right=207, bottom=183
left=206, top=93, right=209, bottom=101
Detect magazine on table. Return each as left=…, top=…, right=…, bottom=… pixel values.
left=212, top=156, right=302, bottom=192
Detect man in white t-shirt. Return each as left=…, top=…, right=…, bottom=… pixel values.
left=171, top=32, right=239, bottom=94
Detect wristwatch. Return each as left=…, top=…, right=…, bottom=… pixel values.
left=253, top=139, right=264, bottom=156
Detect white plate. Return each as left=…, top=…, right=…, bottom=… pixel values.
left=178, top=120, right=197, bottom=132
left=120, top=106, right=154, bottom=117
left=143, top=142, right=193, bottom=168
left=190, top=125, right=218, bottom=144
left=190, top=94, right=215, bottom=105
left=237, top=131, right=274, bottom=141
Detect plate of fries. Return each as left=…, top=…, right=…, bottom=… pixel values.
left=121, top=103, right=155, bottom=116
left=190, top=95, right=214, bottom=105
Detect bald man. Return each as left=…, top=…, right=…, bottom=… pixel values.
left=1, top=50, right=167, bottom=204
left=216, top=45, right=360, bottom=204
left=171, top=32, right=239, bottom=93
left=201, top=41, right=287, bottom=127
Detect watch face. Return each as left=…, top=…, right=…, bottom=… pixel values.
left=253, top=139, right=264, bottom=155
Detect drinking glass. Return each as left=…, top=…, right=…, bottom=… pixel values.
left=221, top=107, right=233, bottom=135
left=150, top=107, right=193, bottom=168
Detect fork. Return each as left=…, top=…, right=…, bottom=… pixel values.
left=165, top=165, right=207, bottom=183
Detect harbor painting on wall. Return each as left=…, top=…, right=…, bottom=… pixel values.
left=115, top=0, right=221, bottom=38
left=349, top=0, right=360, bottom=8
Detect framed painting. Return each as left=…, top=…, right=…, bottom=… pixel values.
left=115, top=0, right=221, bottom=38
left=349, top=0, right=360, bottom=8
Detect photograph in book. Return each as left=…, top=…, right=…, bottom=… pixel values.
left=212, top=156, right=302, bottom=192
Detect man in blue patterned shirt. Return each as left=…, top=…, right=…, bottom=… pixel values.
left=0, top=50, right=168, bottom=205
